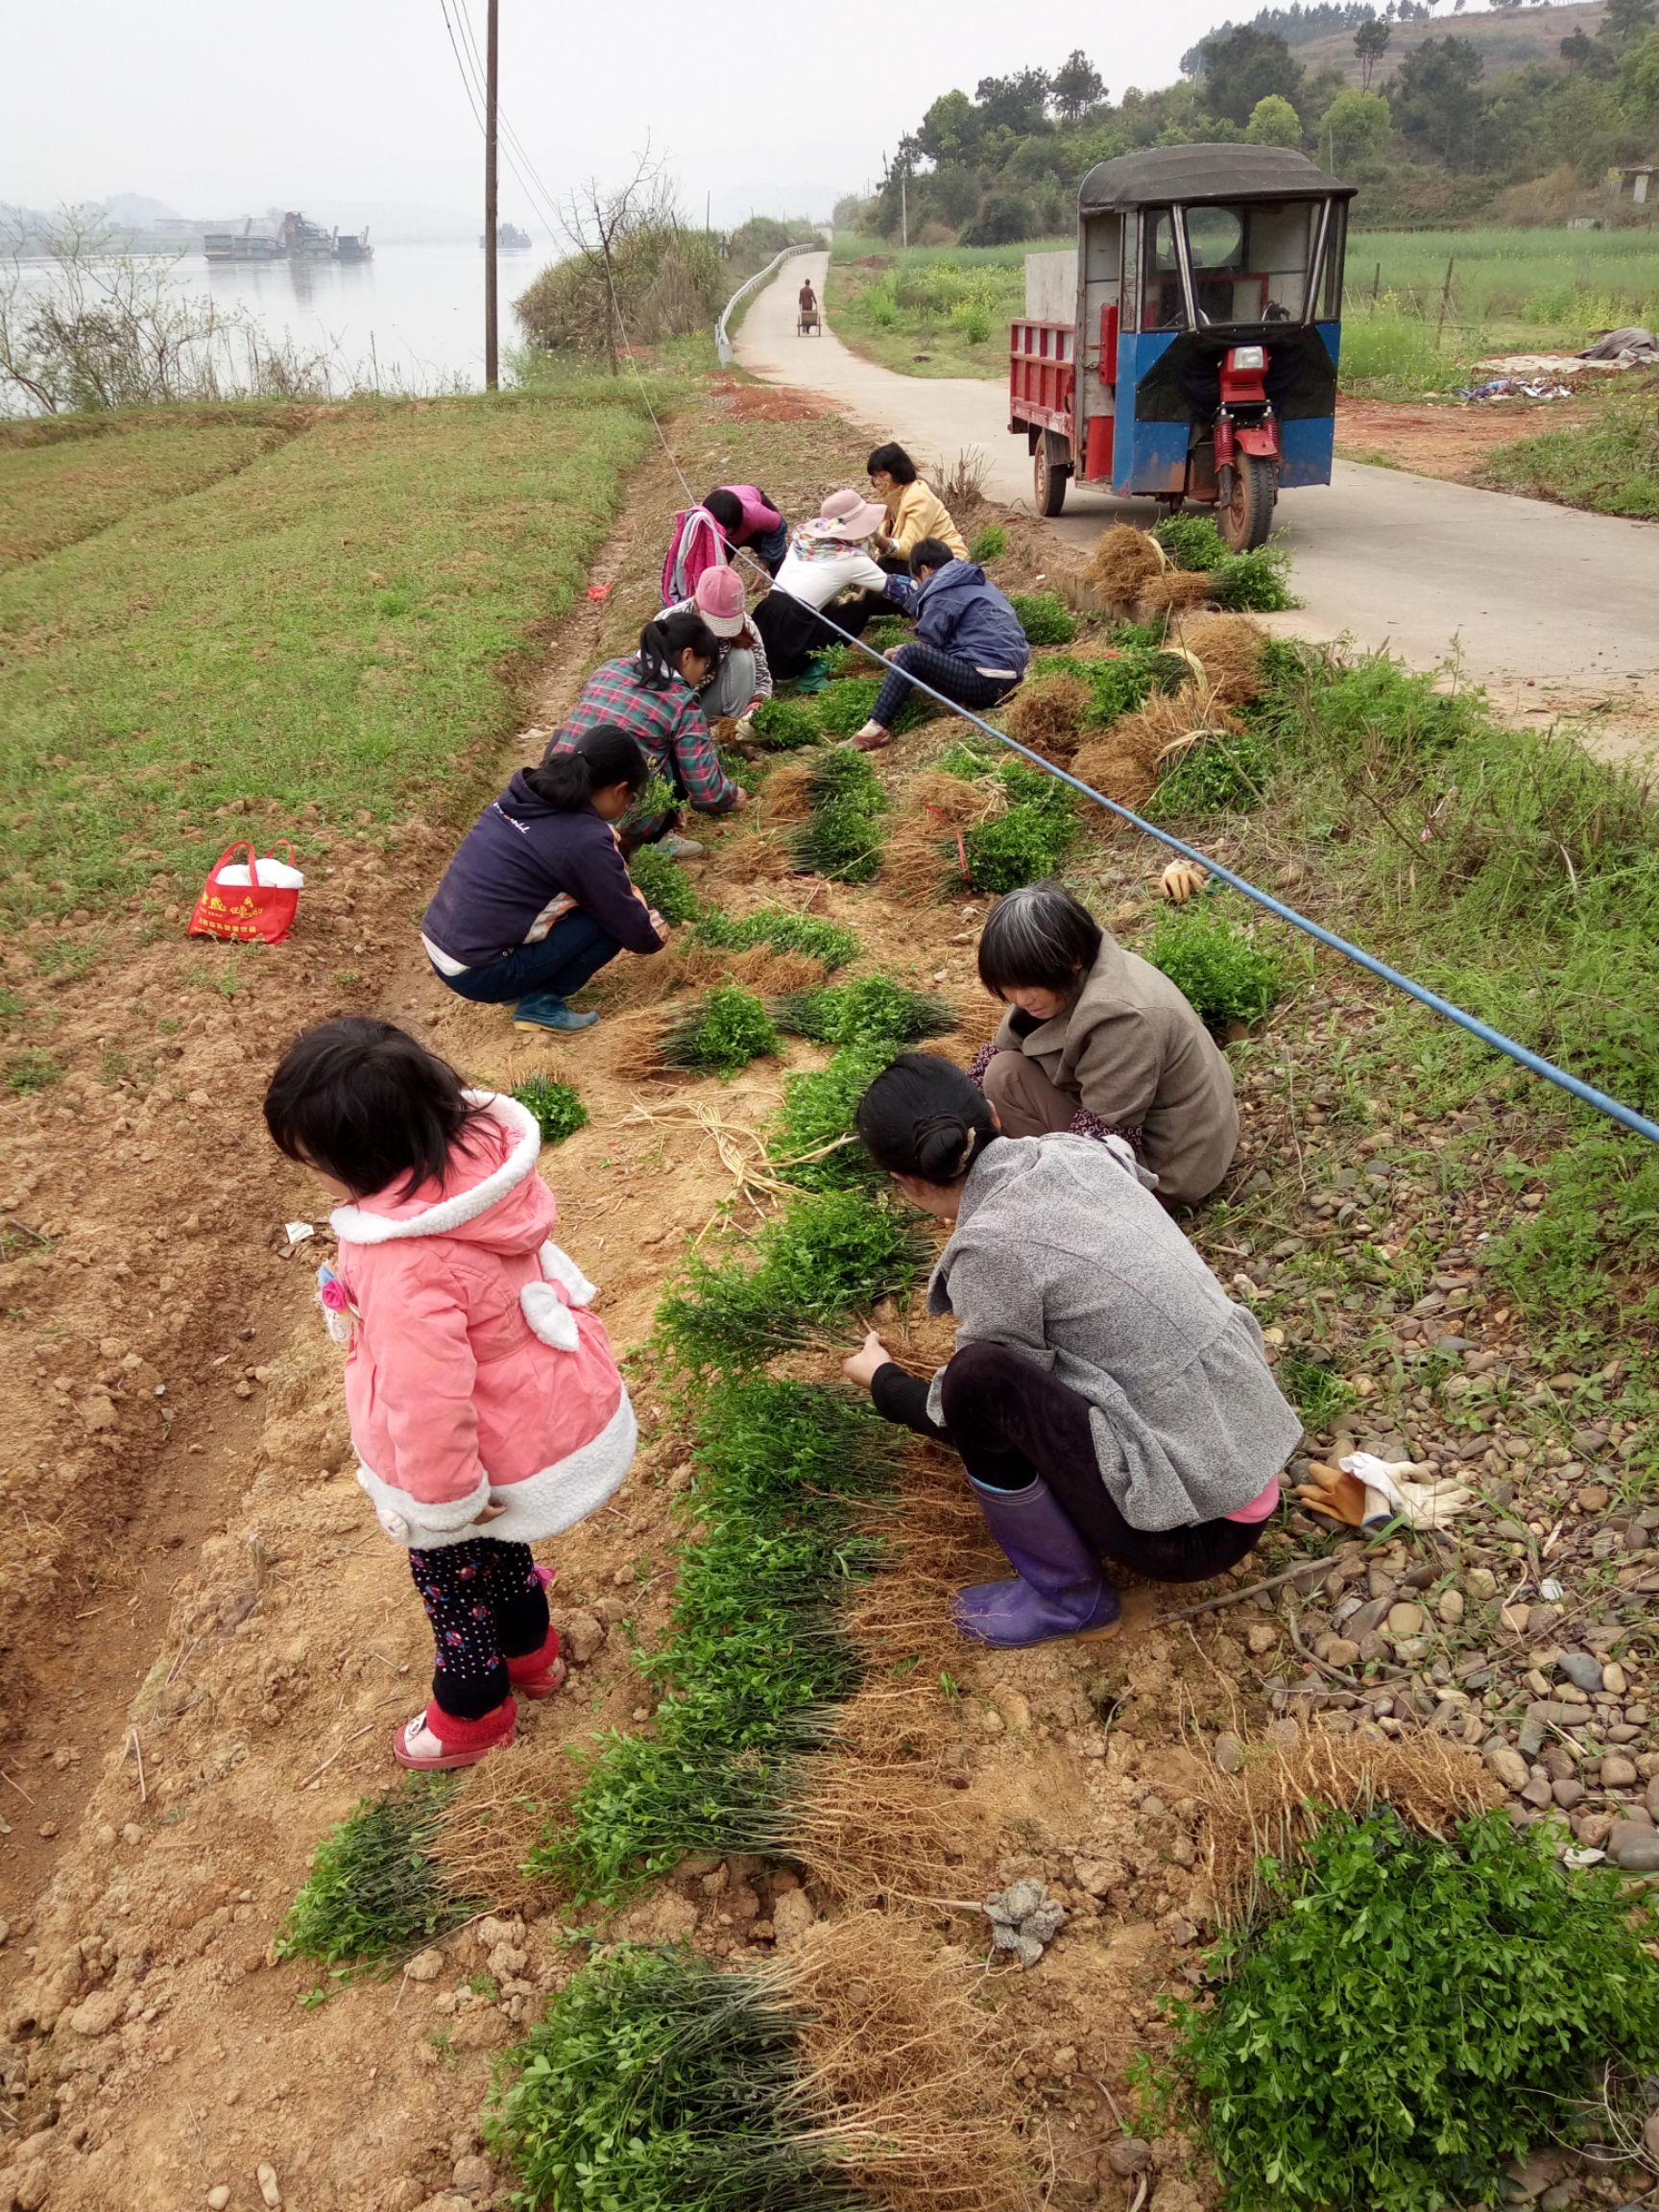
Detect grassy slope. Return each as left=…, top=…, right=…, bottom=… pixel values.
left=827, top=238, right=1058, bottom=381
left=0, top=387, right=656, bottom=929
left=1480, top=373, right=1659, bottom=515
left=1295, top=0, right=1604, bottom=88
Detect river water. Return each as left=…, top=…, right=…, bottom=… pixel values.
left=11, top=237, right=548, bottom=399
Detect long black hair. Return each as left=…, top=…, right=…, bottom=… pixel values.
left=527, top=723, right=648, bottom=809
left=637, top=610, right=717, bottom=691
left=703, top=487, right=743, bottom=534
left=977, top=882, right=1103, bottom=998
left=867, top=442, right=917, bottom=485
left=264, top=1018, right=489, bottom=1201
left=854, top=1052, right=998, bottom=1185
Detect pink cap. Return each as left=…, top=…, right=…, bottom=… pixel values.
left=694, top=564, right=747, bottom=637
left=807, top=488, right=888, bottom=541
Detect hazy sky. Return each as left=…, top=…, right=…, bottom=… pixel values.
left=5, top=0, right=1308, bottom=229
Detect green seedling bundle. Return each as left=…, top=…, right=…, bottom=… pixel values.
left=691, top=905, right=858, bottom=971
left=657, top=984, right=781, bottom=1076
left=277, top=1776, right=471, bottom=1971
left=788, top=748, right=890, bottom=884
left=1144, top=901, right=1283, bottom=1030
left=771, top=975, right=955, bottom=1051
left=1007, top=590, right=1077, bottom=647
left=511, top=1073, right=589, bottom=1145
left=627, top=840, right=702, bottom=925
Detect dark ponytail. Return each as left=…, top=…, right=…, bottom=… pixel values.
left=854, top=1052, right=998, bottom=1185
left=527, top=723, right=648, bottom=809
left=637, top=610, right=718, bottom=691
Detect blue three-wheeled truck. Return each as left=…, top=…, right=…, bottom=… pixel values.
left=1009, top=144, right=1357, bottom=547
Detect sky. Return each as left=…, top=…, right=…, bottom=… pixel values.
left=5, top=0, right=1299, bottom=233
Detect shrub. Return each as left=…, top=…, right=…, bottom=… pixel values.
left=1008, top=591, right=1078, bottom=647
left=1144, top=903, right=1282, bottom=1028
left=693, top=906, right=857, bottom=970
left=489, top=1947, right=853, bottom=2209
left=277, top=1778, right=469, bottom=1970
left=511, top=1073, right=589, bottom=1145
left=1150, top=724, right=1270, bottom=817
left=968, top=522, right=1008, bottom=563
left=1152, top=513, right=1229, bottom=571
left=659, top=985, right=780, bottom=1076
left=1166, top=1807, right=1659, bottom=2212
left=627, top=841, right=700, bottom=925
left=1210, top=542, right=1295, bottom=613
left=749, top=697, right=822, bottom=751
left=772, top=975, right=955, bottom=1049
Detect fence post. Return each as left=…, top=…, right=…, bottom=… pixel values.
left=1434, top=255, right=1455, bottom=348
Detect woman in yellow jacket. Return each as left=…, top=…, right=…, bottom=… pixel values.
left=868, top=443, right=969, bottom=561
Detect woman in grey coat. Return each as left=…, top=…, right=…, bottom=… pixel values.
left=843, top=1054, right=1300, bottom=1649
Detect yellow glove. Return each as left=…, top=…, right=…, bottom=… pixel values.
left=1160, top=857, right=1209, bottom=902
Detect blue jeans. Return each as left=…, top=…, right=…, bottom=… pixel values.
left=435, top=909, right=622, bottom=1006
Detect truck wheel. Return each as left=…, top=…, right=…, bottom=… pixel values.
left=1034, top=433, right=1070, bottom=517
left=1219, top=452, right=1277, bottom=552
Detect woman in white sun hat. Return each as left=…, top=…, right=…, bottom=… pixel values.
left=750, top=488, right=916, bottom=681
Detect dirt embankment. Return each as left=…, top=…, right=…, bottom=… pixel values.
left=1334, top=391, right=1598, bottom=482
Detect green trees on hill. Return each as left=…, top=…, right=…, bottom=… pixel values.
left=846, top=10, right=1659, bottom=243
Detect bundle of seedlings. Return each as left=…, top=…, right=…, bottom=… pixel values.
left=1032, top=646, right=1190, bottom=732
left=1164, top=1804, right=1659, bottom=2212
left=750, top=696, right=823, bottom=751
left=510, top=1072, right=588, bottom=1145
left=1147, top=513, right=1296, bottom=613
left=1086, top=520, right=1166, bottom=608
left=627, top=984, right=781, bottom=1081
left=1071, top=684, right=1233, bottom=814
left=1007, top=590, right=1077, bottom=647
left=962, top=758, right=1079, bottom=895
left=772, top=974, right=957, bottom=1051
left=627, top=839, right=700, bottom=925
left=1150, top=713, right=1271, bottom=817
left=1144, top=900, right=1284, bottom=1030
left=692, top=905, right=858, bottom=971
left=883, top=756, right=1009, bottom=902
left=1002, top=672, right=1091, bottom=759
left=759, top=757, right=817, bottom=824
left=278, top=1776, right=472, bottom=1973
left=522, top=1379, right=904, bottom=1896
left=656, top=1186, right=926, bottom=1377
left=813, top=675, right=930, bottom=741
left=765, top=1041, right=895, bottom=1191
left=788, top=750, right=889, bottom=885
left=1152, top=512, right=1229, bottom=571
left=1181, top=611, right=1270, bottom=709
left=1138, top=566, right=1216, bottom=616
left=698, top=825, right=792, bottom=889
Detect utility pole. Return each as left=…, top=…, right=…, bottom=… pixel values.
left=483, top=0, right=499, bottom=390
left=901, top=170, right=908, bottom=250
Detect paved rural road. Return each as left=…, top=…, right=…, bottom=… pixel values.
left=739, top=252, right=1659, bottom=741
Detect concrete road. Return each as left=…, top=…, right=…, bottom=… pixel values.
left=740, top=252, right=1659, bottom=743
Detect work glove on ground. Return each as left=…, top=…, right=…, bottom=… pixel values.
left=1295, top=1454, right=1478, bottom=1531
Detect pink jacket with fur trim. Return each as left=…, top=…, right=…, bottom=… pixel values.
left=326, top=1093, right=636, bottom=1550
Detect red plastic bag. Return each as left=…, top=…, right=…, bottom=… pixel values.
left=186, top=840, right=301, bottom=946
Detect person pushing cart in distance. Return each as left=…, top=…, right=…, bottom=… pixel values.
left=797, top=275, right=820, bottom=335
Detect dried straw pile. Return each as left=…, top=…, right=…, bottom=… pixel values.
left=783, top=1912, right=1046, bottom=2212
left=1138, top=567, right=1215, bottom=616
left=882, top=770, right=991, bottom=902
left=760, top=760, right=816, bottom=825
left=431, top=1736, right=580, bottom=1909
left=1003, top=673, right=1090, bottom=758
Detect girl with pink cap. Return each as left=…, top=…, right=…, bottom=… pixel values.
left=662, top=565, right=773, bottom=726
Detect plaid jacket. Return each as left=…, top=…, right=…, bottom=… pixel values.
left=557, top=658, right=737, bottom=816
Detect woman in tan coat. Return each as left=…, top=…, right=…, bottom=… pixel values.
left=971, top=882, right=1238, bottom=1207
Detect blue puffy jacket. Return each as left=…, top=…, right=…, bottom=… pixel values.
left=912, top=560, right=1031, bottom=675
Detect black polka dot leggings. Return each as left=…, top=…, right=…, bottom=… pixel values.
left=408, top=1536, right=550, bottom=1720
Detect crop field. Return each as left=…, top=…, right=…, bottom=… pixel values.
left=8, top=367, right=1659, bottom=2212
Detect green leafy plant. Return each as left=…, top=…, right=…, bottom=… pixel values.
left=935, top=735, right=998, bottom=780
left=276, top=1777, right=470, bottom=1971
left=772, top=974, right=955, bottom=1050
left=532, top=1380, right=902, bottom=1893
left=656, top=1189, right=924, bottom=1376
left=1034, top=648, right=1189, bottom=729
left=1275, top=1351, right=1358, bottom=1431
left=4, top=1048, right=64, bottom=1094
left=864, top=615, right=909, bottom=653
left=789, top=753, right=890, bottom=884
left=1210, top=542, right=1295, bottom=613
left=812, top=677, right=882, bottom=738
left=963, top=762, right=1078, bottom=894
left=1144, top=903, right=1282, bottom=1028
left=1152, top=512, right=1229, bottom=571
left=1166, top=1807, right=1659, bottom=2212
left=1151, top=724, right=1270, bottom=816
left=749, top=697, right=822, bottom=751
left=658, top=985, right=780, bottom=1077
left=489, top=1945, right=856, bottom=2208
left=968, top=522, right=1008, bottom=563
left=627, top=840, right=700, bottom=926
left=692, top=906, right=857, bottom=971
left=512, top=1073, right=589, bottom=1145
left=1008, top=591, right=1077, bottom=647
left=767, top=1040, right=896, bottom=1191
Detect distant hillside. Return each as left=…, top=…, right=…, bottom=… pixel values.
left=1296, top=0, right=1605, bottom=85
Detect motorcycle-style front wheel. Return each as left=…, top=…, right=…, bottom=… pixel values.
left=1218, top=450, right=1278, bottom=552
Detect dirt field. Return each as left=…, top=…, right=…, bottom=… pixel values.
left=1334, top=391, right=1599, bottom=482
left=3, top=378, right=1656, bottom=2212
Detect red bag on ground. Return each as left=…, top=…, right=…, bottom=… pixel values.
left=186, top=840, right=302, bottom=946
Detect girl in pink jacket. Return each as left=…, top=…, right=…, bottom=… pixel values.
left=263, top=1019, right=637, bottom=1770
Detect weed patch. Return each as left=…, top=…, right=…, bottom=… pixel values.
left=1145, top=904, right=1283, bottom=1029
left=4, top=1048, right=64, bottom=1094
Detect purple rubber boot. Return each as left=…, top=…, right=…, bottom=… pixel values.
left=955, top=1477, right=1121, bottom=1648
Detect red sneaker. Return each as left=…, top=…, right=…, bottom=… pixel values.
left=393, top=1697, right=517, bottom=1770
